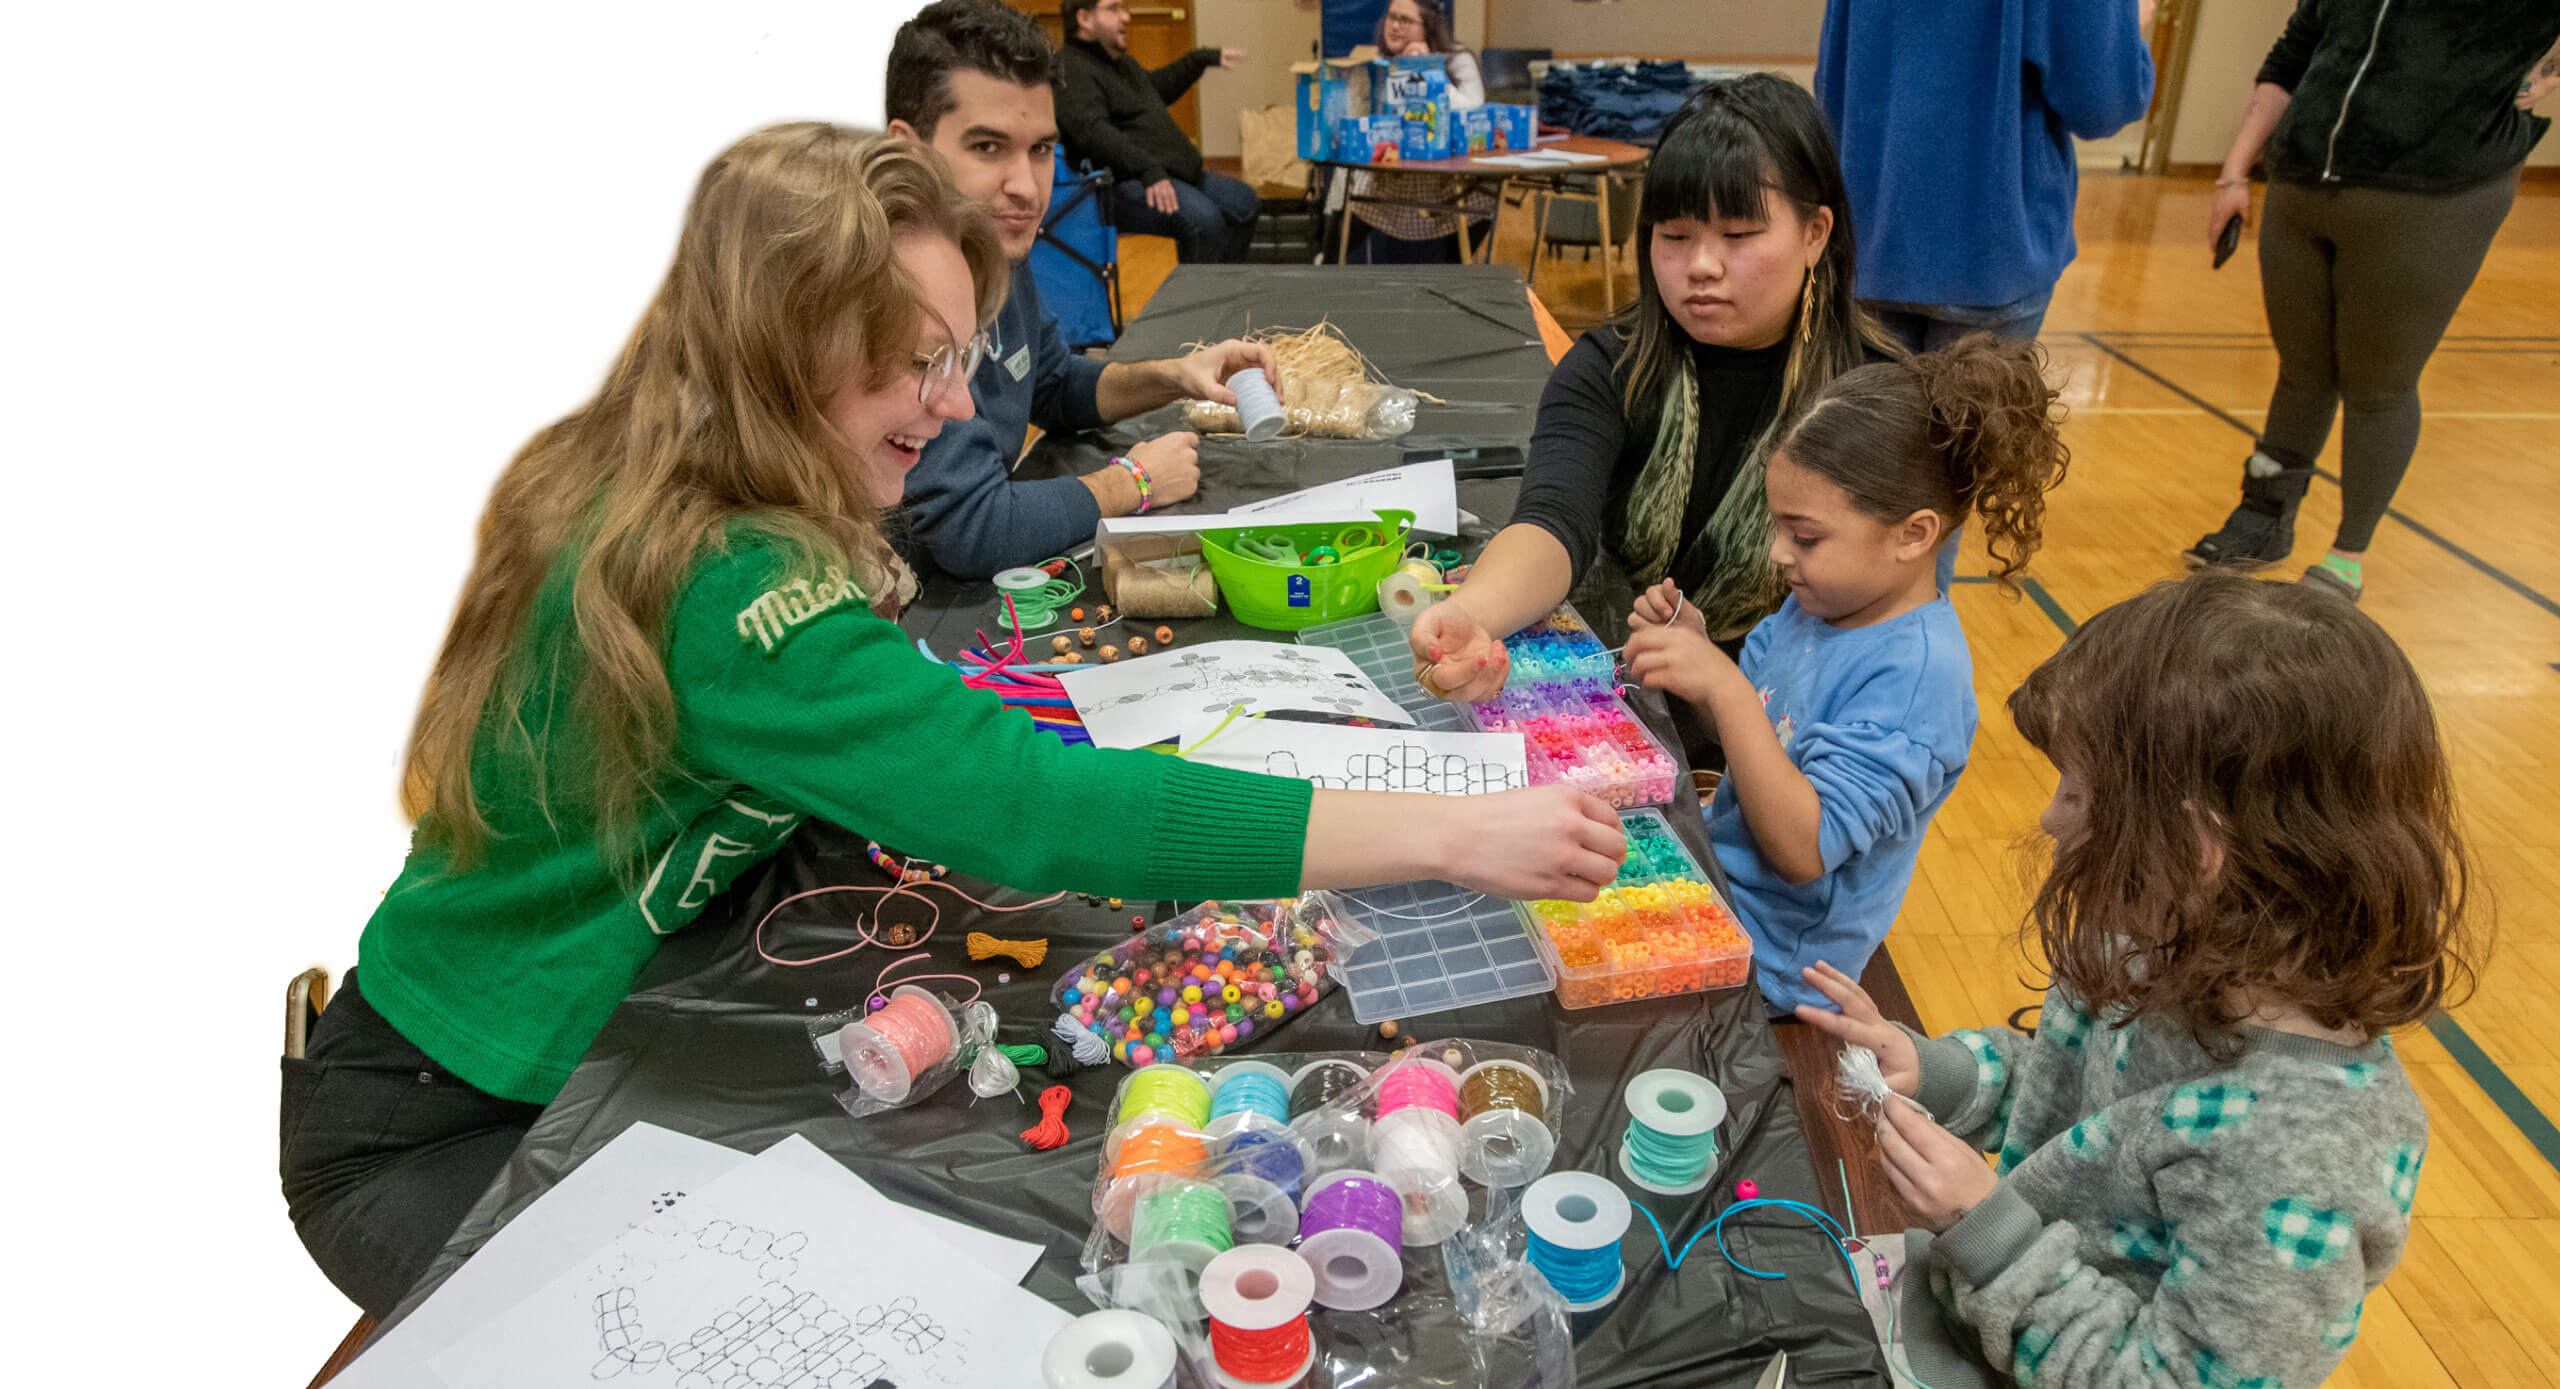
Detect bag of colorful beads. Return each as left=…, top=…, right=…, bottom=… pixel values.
left=1050, top=894, right=1376, bottom=1068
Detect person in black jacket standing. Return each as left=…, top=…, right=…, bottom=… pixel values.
left=2185, top=1, right=2560, bottom=603
left=1058, top=0, right=1258, bottom=263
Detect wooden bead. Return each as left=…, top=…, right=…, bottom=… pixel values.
left=1128, top=636, right=1148, bottom=655
left=1154, top=626, right=1174, bottom=645
left=1051, top=635, right=1073, bottom=655
left=1070, top=607, right=1085, bottom=621
left=1377, top=1020, right=1400, bottom=1039
left=1079, top=627, right=1097, bottom=647
left=1056, top=652, right=1083, bottom=664
left=1101, top=645, right=1121, bottom=662
left=1097, top=604, right=1116, bottom=622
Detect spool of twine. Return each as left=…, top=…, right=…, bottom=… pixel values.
left=1103, top=535, right=1220, bottom=618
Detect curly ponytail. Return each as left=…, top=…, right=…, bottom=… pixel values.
left=1775, top=332, right=2068, bottom=593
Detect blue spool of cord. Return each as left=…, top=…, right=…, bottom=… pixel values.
left=1523, top=1171, right=1632, bottom=1312
left=1209, top=1062, right=1314, bottom=1197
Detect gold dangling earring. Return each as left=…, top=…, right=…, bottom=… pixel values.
left=1795, top=265, right=1821, bottom=352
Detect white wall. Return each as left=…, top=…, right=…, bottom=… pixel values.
left=2166, top=0, right=2292, bottom=166
left=1489, top=0, right=1820, bottom=57
left=8, top=3, right=908, bottom=1381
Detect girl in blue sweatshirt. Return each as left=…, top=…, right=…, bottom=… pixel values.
left=1623, top=335, right=2067, bottom=1013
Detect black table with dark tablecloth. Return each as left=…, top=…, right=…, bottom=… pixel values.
left=381, top=265, right=1889, bottom=1388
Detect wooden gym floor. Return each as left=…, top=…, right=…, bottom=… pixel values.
left=1125, top=170, right=2560, bottom=1385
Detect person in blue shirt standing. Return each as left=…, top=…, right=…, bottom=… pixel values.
left=1621, top=336, right=2069, bottom=1014
left=1816, top=0, right=2154, bottom=352
left=886, top=1, right=1278, bottom=578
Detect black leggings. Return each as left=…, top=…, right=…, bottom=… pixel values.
left=2257, top=171, right=2518, bottom=552
left=279, top=970, right=541, bottom=1317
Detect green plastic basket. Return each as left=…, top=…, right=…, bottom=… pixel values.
left=1200, top=510, right=1414, bottom=630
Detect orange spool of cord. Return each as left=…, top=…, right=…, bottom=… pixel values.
left=1097, top=1118, right=1211, bottom=1240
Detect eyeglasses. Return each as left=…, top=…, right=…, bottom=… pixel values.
left=912, top=332, right=989, bottom=405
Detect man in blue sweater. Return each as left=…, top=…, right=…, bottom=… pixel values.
left=886, top=1, right=1277, bottom=578
left=1817, top=0, right=2155, bottom=351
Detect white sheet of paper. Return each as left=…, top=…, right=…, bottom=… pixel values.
left=1178, top=715, right=1527, bottom=794
left=1058, top=640, right=1414, bottom=748
left=329, top=1123, right=750, bottom=1389
left=1228, top=459, right=1460, bottom=537
left=431, top=1135, right=1069, bottom=1389
left=746, top=1134, right=1046, bottom=1284
left=1092, top=461, right=1458, bottom=543
left=1094, top=502, right=1379, bottom=543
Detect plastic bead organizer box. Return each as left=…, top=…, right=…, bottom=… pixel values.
left=1523, top=807, right=1753, bottom=1009
left=1461, top=605, right=1678, bottom=808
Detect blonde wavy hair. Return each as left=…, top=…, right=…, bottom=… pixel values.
left=402, top=123, right=1005, bottom=867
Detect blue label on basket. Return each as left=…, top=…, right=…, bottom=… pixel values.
left=1288, top=574, right=1312, bottom=607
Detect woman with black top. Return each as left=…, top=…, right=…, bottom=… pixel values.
left=1407, top=75, right=1899, bottom=710
left=2186, top=3, right=2560, bottom=603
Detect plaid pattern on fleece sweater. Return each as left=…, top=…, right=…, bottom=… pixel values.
left=1890, top=986, right=2423, bottom=1388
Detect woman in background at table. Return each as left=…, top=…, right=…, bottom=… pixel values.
left=1797, top=572, right=2477, bottom=1388
left=1406, top=76, right=1902, bottom=718
left=277, top=124, right=1623, bottom=1320
left=1347, top=0, right=1490, bottom=265
left=1621, top=336, right=2067, bottom=1015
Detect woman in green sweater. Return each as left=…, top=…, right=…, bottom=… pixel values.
left=280, top=124, right=1623, bottom=1318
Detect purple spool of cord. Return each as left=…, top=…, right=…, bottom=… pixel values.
left=1296, top=1167, right=1405, bottom=1310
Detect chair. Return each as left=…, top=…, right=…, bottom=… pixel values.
left=1528, top=170, right=1644, bottom=313
left=1030, top=150, right=1122, bottom=351
left=1477, top=47, right=1550, bottom=108
left=286, top=966, right=331, bottom=1059
left=289, top=967, right=380, bottom=1388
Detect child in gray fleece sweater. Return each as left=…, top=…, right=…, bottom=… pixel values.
left=1800, top=571, right=2480, bottom=1388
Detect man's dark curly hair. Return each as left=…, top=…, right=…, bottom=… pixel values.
left=888, top=1, right=1058, bottom=139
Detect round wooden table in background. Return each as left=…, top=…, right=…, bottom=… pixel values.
left=1313, top=134, right=1649, bottom=268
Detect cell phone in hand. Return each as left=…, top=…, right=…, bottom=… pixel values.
left=2213, top=214, right=2244, bottom=270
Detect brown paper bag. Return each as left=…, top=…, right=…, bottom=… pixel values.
left=1241, top=105, right=1308, bottom=191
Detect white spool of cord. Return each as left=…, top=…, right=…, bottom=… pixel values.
left=1369, top=1107, right=1470, bottom=1246
left=1041, top=1308, right=1179, bottom=1389
left=1229, top=367, right=1286, bottom=443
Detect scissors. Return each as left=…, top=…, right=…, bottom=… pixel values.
left=1235, top=533, right=1302, bottom=565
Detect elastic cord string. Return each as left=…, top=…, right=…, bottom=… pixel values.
left=1629, top=1196, right=1860, bottom=1283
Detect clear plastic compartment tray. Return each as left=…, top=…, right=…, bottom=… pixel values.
left=1463, top=604, right=1678, bottom=807
left=1517, top=808, right=1754, bottom=1009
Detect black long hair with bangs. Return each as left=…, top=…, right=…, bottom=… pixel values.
left=1609, top=73, right=1898, bottom=622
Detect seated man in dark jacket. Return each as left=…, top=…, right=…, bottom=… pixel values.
left=1058, top=0, right=1259, bottom=263
left=887, top=0, right=1278, bottom=578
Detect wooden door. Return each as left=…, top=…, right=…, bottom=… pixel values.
left=1008, top=0, right=1203, bottom=142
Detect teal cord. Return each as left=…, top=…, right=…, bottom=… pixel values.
left=1630, top=1196, right=1859, bottom=1283
left=1621, top=1113, right=1720, bottom=1189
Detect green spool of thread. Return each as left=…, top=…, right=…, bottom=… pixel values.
left=1119, top=1063, right=1214, bottom=1128
left=1128, top=1176, right=1234, bottom=1293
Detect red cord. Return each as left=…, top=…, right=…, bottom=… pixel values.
left=1021, top=1085, right=1074, bottom=1150
left=1209, top=1314, right=1313, bottom=1383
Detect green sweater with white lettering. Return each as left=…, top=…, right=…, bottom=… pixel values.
left=358, top=530, right=1313, bottom=1105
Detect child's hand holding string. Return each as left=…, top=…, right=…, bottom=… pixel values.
left=1620, top=620, right=1738, bottom=708
left=1627, top=578, right=1704, bottom=634
left=1876, top=1101, right=2001, bottom=1233
left=1791, top=961, right=1919, bottom=1096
